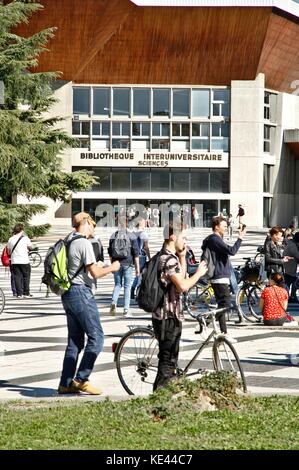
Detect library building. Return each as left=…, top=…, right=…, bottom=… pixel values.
left=15, top=0, right=299, bottom=227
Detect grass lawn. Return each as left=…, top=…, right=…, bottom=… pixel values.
left=0, top=393, right=299, bottom=450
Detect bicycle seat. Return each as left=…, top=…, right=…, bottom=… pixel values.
left=242, top=257, right=252, bottom=261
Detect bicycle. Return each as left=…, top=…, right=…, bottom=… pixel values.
left=0, top=287, right=5, bottom=314
left=28, top=247, right=42, bottom=268
left=114, top=307, right=247, bottom=396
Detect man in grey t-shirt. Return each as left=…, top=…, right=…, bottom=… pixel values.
left=58, top=212, right=120, bottom=396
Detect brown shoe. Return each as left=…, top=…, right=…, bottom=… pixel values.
left=72, top=380, right=102, bottom=395
left=58, top=384, right=80, bottom=395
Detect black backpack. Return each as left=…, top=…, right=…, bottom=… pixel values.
left=137, top=251, right=174, bottom=313
left=200, top=246, right=215, bottom=280
left=110, top=230, right=131, bottom=260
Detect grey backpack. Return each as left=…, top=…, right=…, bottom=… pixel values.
left=110, top=230, right=132, bottom=260
left=200, top=246, right=215, bottom=280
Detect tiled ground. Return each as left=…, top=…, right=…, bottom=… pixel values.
left=0, top=226, right=298, bottom=399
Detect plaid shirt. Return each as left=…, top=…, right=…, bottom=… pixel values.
left=152, top=249, right=184, bottom=322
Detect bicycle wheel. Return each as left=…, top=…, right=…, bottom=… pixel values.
left=213, top=337, right=247, bottom=393
left=29, top=251, right=42, bottom=268
left=0, top=288, right=5, bottom=314
left=115, top=327, right=159, bottom=396
left=235, top=285, right=263, bottom=323
left=187, top=284, right=216, bottom=313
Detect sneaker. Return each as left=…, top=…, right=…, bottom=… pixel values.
left=72, top=380, right=102, bottom=395
left=16, top=295, right=23, bottom=299
left=23, top=294, right=33, bottom=298
left=123, top=310, right=130, bottom=317
left=109, top=303, right=116, bottom=315
left=218, top=333, right=238, bottom=344
left=57, top=384, right=80, bottom=395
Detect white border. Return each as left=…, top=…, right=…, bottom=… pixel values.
left=130, top=0, right=299, bottom=18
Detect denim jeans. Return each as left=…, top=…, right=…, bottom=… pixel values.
left=132, top=255, right=146, bottom=290
left=112, top=265, right=134, bottom=311
left=60, top=285, right=104, bottom=387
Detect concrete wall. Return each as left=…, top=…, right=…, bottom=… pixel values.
left=17, top=81, right=73, bottom=226
left=230, top=74, right=265, bottom=228
left=271, top=92, right=299, bottom=227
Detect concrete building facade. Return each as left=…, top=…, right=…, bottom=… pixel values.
left=12, top=0, right=299, bottom=228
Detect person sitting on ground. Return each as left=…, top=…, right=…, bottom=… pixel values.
left=260, top=272, right=297, bottom=326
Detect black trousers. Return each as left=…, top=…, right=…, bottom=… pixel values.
left=11, top=264, right=31, bottom=296
left=284, top=274, right=297, bottom=299
left=211, top=283, right=231, bottom=334
left=152, top=316, right=182, bottom=391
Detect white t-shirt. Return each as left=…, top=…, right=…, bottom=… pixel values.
left=7, top=233, right=32, bottom=265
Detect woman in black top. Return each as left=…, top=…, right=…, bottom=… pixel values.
left=264, top=226, right=291, bottom=276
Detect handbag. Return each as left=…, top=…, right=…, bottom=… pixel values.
left=1, top=235, right=24, bottom=267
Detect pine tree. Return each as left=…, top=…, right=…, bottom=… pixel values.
left=0, top=0, right=94, bottom=240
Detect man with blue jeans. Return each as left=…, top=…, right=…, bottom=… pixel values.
left=58, top=212, right=120, bottom=395
left=108, top=218, right=140, bottom=317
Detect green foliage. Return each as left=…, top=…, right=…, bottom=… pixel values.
left=0, top=1, right=95, bottom=236
left=0, top=201, right=49, bottom=241
left=0, top=0, right=95, bottom=202
left=0, top=395, right=299, bottom=449
left=148, top=372, right=240, bottom=420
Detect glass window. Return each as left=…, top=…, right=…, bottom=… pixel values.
left=112, top=139, right=130, bottom=149
left=131, top=169, right=151, bottom=191
left=213, top=90, right=229, bottom=102
left=190, top=169, right=209, bottom=192
left=173, top=123, right=189, bottom=137
left=73, top=88, right=90, bottom=115
left=94, top=167, right=110, bottom=191
left=153, top=89, right=170, bottom=116
left=212, top=103, right=220, bottom=116
left=153, top=123, right=169, bottom=136
left=212, top=123, right=229, bottom=137
left=192, top=89, right=210, bottom=117
left=93, top=88, right=109, bottom=115
left=81, top=122, right=90, bottom=135
left=92, top=122, right=110, bottom=136
left=210, top=170, right=229, bottom=193
left=133, top=88, right=150, bottom=116
left=152, top=139, right=169, bottom=150
left=113, top=88, right=130, bottom=116
left=173, top=89, right=190, bottom=116
left=151, top=169, right=170, bottom=191
left=171, top=170, right=189, bottom=192
left=263, top=165, right=271, bottom=193
left=72, top=121, right=81, bottom=135
left=211, top=138, right=229, bottom=151
left=132, top=122, right=150, bottom=137
left=192, top=139, right=209, bottom=151
left=192, top=123, right=209, bottom=137
left=111, top=168, right=130, bottom=191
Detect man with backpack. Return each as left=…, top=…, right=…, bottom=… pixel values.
left=130, top=218, right=151, bottom=300
left=57, top=212, right=120, bottom=395
left=201, top=216, right=246, bottom=341
left=108, top=217, right=140, bottom=317
left=150, top=223, right=207, bottom=391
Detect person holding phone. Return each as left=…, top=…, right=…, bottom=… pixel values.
left=264, top=226, right=292, bottom=277
left=201, top=216, right=246, bottom=341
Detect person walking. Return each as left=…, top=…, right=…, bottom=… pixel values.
left=236, top=204, right=245, bottom=229
left=58, top=212, right=120, bottom=395
left=152, top=223, right=207, bottom=391
left=227, top=213, right=234, bottom=240
left=108, top=217, right=140, bottom=317
left=7, top=224, right=32, bottom=299
left=201, top=216, right=246, bottom=340
left=131, top=218, right=151, bottom=300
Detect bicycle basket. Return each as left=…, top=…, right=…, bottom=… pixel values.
left=242, top=261, right=261, bottom=282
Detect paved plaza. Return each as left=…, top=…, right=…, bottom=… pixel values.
left=0, top=226, right=299, bottom=400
